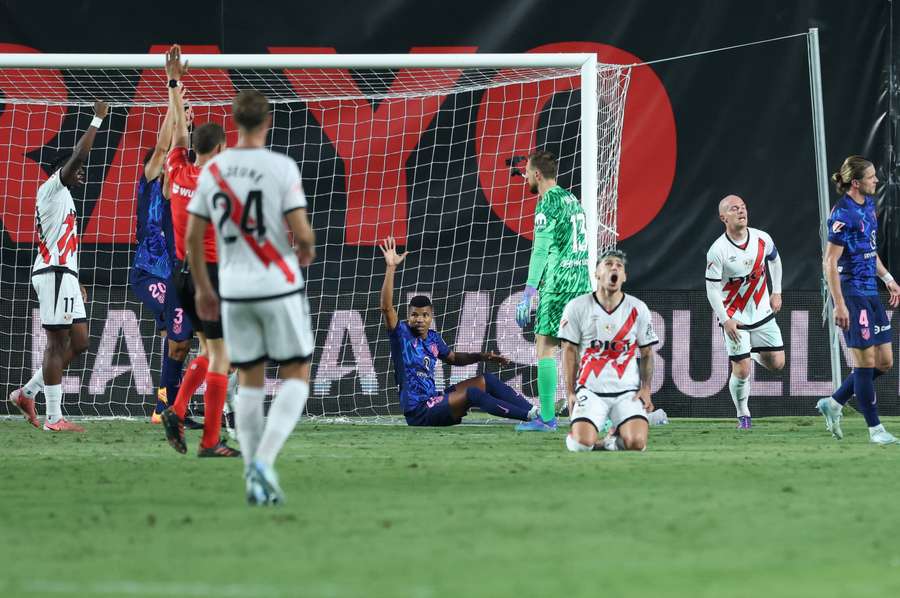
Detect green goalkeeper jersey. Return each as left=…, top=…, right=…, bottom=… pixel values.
left=525, top=185, right=592, bottom=294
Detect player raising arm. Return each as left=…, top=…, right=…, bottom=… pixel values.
left=380, top=236, right=540, bottom=427
left=8, top=100, right=108, bottom=432
left=514, top=151, right=593, bottom=431
left=704, top=195, right=785, bottom=430
left=817, top=156, right=900, bottom=444
left=188, top=89, right=316, bottom=504
left=560, top=250, right=658, bottom=452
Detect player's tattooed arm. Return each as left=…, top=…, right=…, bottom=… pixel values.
left=636, top=345, right=654, bottom=412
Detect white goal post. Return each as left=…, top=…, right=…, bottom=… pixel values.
left=0, top=52, right=631, bottom=419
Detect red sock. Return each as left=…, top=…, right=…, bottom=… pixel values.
left=173, top=355, right=209, bottom=420
left=201, top=371, right=228, bottom=449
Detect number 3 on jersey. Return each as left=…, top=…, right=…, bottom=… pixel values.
left=213, top=190, right=266, bottom=243
left=570, top=213, right=588, bottom=252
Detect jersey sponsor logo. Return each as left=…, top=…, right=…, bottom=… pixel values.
left=534, top=213, right=547, bottom=230
left=874, top=324, right=891, bottom=335
left=577, top=307, right=639, bottom=385
left=832, top=220, right=845, bottom=233
left=171, top=182, right=194, bottom=198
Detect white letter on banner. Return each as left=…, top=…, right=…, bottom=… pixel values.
left=31, top=309, right=79, bottom=393
left=89, top=310, right=151, bottom=395
left=313, top=310, right=378, bottom=396
left=672, top=310, right=729, bottom=397
left=650, top=311, right=665, bottom=394
left=789, top=310, right=833, bottom=396
left=449, top=291, right=490, bottom=385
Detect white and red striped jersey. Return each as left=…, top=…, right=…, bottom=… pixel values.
left=705, top=227, right=776, bottom=327
left=557, top=293, right=658, bottom=395
left=189, top=148, right=307, bottom=301
left=32, top=171, right=79, bottom=276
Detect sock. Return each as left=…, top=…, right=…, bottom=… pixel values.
left=537, top=358, right=557, bottom=421
left=23, top=369, right=45, bottom=398
left=482, top=372, right=535, bottom=413
left=256, top=379, right=309, bottom=467
left=465, top=386, right=532, bottom=421
left=236, top=386, right=266, bottom=468
left=162, top=354, right=185, bottom=413
left=852, top=367, right=880, bottom=427
left=615, top=435, right=626, bottom=451
left=833, top=368, right=885, bottom=405
left=527, top=406, right=539, bottom=420
left=156, top=352, right=174, bottom=413
left=226, top=371, right=239, bottom=409
left=729, top=373, right=750, bottom=417
left=566, top=434, right=593, bottom=452
left=200, top=371, right=228, bottom=449
left=173, top=355, right=208, bottom=419
left=45, top=384, right=62, bottom=423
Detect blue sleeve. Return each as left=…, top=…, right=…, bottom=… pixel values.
left=135, top=179, right=148, bottom=243
left=827, top=207, right=849, bottom=247
left=435, top=334, right=451, bottom=360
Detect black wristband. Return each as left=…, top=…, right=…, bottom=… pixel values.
left=168, top=79, right=179, bottom=88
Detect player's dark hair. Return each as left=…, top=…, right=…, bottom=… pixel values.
left=527, top=150, right=558, bottom=179
left=831, top=155, right=874, bottom=194
left=598, top=249, right=627, bottom=267
left=192, top=123, right=226, bottom=155
left=48, top=152, right=71, bottom=175
left=233, top=90, right=270, bottom=131
left=409, top=295, right=432, bottom=309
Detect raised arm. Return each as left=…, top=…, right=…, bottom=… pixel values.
left=823, top=241, right=848, bottom=329
left=144, top=94, right=176, bottom=181
left=166, top=45, right=189, bottom=150
left=379, top=236, right=408, bottom=331
left=59, top=100, right=108, bottom=188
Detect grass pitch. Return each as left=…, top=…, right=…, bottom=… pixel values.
left=1, top=416, right=899, bottom=598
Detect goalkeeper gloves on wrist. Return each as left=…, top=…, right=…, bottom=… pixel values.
left=515, top=285, right=539, bottom=329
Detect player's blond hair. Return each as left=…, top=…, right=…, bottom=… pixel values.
left=831, top=155, right=873, bottom=194
left=233, top=90, right=270, bottom=131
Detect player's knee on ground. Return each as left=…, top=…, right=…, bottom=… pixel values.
left=620, top=434, right=647, bottom=451
left=168, top=339, right=190, bottom=361
left=569, top=421, right=598, bottom=448
left=618, top=419, right=648, bottom=451
left=566, top=433, right=594, bottom=452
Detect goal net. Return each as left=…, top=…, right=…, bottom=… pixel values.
left=0, top=53, right=631, bottom=420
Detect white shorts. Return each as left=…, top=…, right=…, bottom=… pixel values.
left=32, top=271, right=86, bottom=329
left=570, top=387, right=648, bottom=432
left=723, top=317, right=783, bottom=360
left=222, top=292, right=315, bottom=367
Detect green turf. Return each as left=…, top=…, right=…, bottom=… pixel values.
left=2, top=416, right=900, bottom=598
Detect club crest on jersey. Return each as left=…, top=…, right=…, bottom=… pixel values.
left=743, top=259, right=752, bottom=267
left=832, top=221, right=845, bottom=233
left=429, top=343, right=439, bottom=357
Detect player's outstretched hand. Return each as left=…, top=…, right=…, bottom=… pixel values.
left=482, top=351, right=510, bottom=366
left=770, top=292, right=782, bottom=313
left=93, top=100, right=108, bottom=119
left=165, top=44, right=189, bottom=81
left=887, top=281, right=900, bottom=308
left=379, top=236, right=409, bottom=268
left=635, top=388, right=654, bottom=413
left=196, top=288, right=220, bottom=322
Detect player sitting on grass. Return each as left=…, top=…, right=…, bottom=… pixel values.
left=560, top=250, right=659, bottom=452
left=379, top=236, right=540, bottom=426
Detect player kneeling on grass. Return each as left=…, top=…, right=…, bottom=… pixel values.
left=379, top=236, right=540, bottom=426
left=560, top=250, right=659, bottom=452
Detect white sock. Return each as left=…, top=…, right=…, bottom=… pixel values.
left=527, top=406, right=539, bottom=421
left=729, top=373, right=750, bottom=417
left=256, top=379, right=309, bottom=467
left=869, top=424, right=886, bottom=436
left=45, top=384, right=62, bottom=423
left=226, top=371, right=239, bottom=410
left=23, top=369, right=45, bottom=398
left=565, top=434, right=593, bottom=452
left=235, top=386, right=266, bottom=469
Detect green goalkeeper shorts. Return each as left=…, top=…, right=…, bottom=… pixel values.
left=534, top=292, right=583, bottom=337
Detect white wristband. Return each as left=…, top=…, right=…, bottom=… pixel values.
left=881, top=272, right=895, bottom=284
left=90, top=116, right=103, bottom=129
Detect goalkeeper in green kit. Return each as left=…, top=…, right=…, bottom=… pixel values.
left=515, top=151, right=592, bottom=431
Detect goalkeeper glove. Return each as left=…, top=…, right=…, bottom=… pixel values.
left=515, top=285, right=539, bottom=329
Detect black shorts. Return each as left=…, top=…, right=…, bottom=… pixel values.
left=172, top=259, right=223, bottom=340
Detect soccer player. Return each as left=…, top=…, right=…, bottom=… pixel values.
left=515, top=151, right=592, bottom=431
left=129, top=92, right=192, bottom=424
left=187, top=89, right=315, bottom=504
left=817, top=156, right=900, bottom=444
left=559, top=250, right=658, bottom=452
left=705, top=195, right=785, bottom=429
left=380, top=236, right=540, bottom=427
left=159, top=44, right=238, bottom=457
left=7, top=100, right=108, bottom=432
